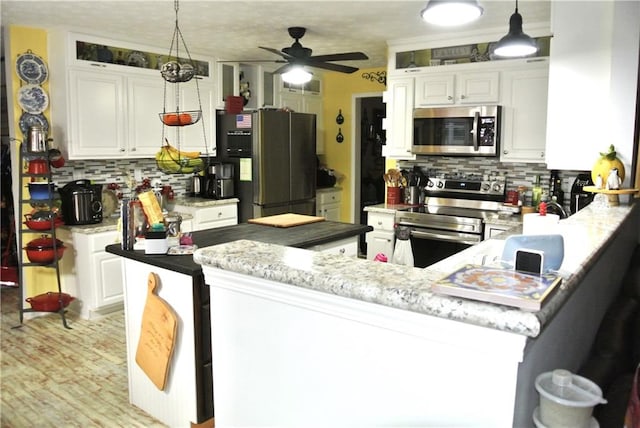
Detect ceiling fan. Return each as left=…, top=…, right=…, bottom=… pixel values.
left=235, top=27, right=369, bottom=75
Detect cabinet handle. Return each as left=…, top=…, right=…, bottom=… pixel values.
left=339, top=248, right=345, bottom=254
left=540, top=152, right=545, bottom=158
left=90, top=63, right=107, bottom=68
left=130, top=148, right=136, bottom=151
left=404, top=69, right=421, bottom=73
left=460, top=94, right=466, bottom=99
left=447, top=96, right=453, bottom=100
left=377, top=221, right=383, bottom=226
left=119, top=148, right=125, bottom=152
left=218, top=212, right=222, bottom=217
left=503, top=149, right=509, bottom=154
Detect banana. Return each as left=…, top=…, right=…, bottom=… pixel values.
left=162, top=142, right=201, bottom=159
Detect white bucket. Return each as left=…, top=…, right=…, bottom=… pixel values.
left=535, top=369, right=606, bottom=428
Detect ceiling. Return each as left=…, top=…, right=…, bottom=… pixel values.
left=1, top=0, right=551, bottom=71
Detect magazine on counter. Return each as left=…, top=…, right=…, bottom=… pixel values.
left=432, top=264, right=563, bottom=311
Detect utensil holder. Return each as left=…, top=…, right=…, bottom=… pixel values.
left=387, top=187, right=401, bottom=205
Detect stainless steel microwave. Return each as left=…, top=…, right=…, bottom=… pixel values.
left=412, top=105, right=501, bottom=156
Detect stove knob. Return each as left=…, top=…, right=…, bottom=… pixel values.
left=492, top=182, right=503, bottom=192
left=437, top=181, right=444, bottom=189
left=427, top=180, right=434, bottom=188
left=481, top=183, right=490, bottom=191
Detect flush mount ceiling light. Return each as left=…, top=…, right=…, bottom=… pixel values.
left=420, top=0, right=483, bottom=26
left=493, top=0, right=538, bottom=57
left=281, top=66, right=312, bottom=85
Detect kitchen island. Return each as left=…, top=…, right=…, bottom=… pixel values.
left=105, top=220, right=371, bottom=427
left=195, top=202, right=639, bottom=427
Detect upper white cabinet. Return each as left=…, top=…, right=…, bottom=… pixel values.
left=545, top=1, right=640, bottom=174
left=500, top=59, right=549, bottom=163
left=415, top=71, right=499, bottom=106
left=216, top=62, right=275, bottom=110
left=381, top=77, right=415, bottom=160
left=49, top=32, right=216, bottom=159
left=276, top=75, right=325, bottom=154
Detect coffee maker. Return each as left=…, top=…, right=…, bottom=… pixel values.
left=204, top=163, right=234, bottom=199
left=570, top=173, right=595, bottom=215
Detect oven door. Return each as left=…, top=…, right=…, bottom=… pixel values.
left=408, top=226, right=482, bottom=268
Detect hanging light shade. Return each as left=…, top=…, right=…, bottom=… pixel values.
left=420, top=0, right=483, bottom=26
left=493, top=0, right=538, bottom=57
left=282, top=66, right=312, bottom=85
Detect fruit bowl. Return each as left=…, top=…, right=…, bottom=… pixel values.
left=160, top=110, right=201, bottom=126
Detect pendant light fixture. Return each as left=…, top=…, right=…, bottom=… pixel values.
left=282, top=66, right=312, bottom=85
left=493, top=0, right=538, bottom=57
left=420, top=0, right=483, bottom=26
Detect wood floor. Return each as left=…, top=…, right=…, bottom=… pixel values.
left=0, top=285, right=168, bottom=427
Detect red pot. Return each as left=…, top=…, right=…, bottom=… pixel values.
left=24, top=236, right=65, bottom=263
left=27, top=159, right=50, bottom=175
left=24, top=214, right=64, bottom=231
left=26, top=292, right=75, bottom=312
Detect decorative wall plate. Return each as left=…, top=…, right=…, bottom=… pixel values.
left=126, top=51, right=149, bottom=68
left=17, top=84, right=49, bottom=114
left=102, top=189, right=119, bottom=218
left=16, top=52, right=49, bottom=84
left=19, top=112, right=49, bottom=136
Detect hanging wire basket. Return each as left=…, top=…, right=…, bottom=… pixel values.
left=156, top=0, right=209, bottom=175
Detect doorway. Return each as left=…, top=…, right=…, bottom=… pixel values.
left=352, top=95, right=386, bottom=257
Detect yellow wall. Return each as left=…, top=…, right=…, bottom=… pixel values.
left=8, top=26, right=56, bottom=297
left=322, top=67, right=387, bottom=221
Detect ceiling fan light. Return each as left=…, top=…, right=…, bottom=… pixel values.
left=420, top=0, right=483, bottom=26
left=493, top=5, right=538, bottom=57
left=282, top=67, right=312, bottom=85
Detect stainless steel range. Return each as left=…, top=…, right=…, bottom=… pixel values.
left=395, top=173, right=511, bottom=268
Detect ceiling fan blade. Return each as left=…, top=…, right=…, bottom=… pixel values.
left=308, top=52, right=369, bottom=62
left=307, top=61, right=359, bottom=74
left=217, top=59, right=287, bottom=63
left=259, top=46, right=293, bottom=60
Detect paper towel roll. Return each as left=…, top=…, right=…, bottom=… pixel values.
left=523, top=213, right=560, bottom=235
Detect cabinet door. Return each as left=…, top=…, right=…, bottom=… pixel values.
left=320, top=204, right=340, bottom=222
left=415, top=74, right=455, bottom=106
left=303, top=96, right=325, bottom=154
left=177, top=83, right=216, bottom=155
left=457, top=71, right=500, bottom=104
left=69, top=69, right=126, bottom=158
left=500, top=63, right=549, bottom=163
left=365, top=230, right=395, bottom=261
left=128, top=76, right=165, bottom=157
left=278, top=91, right=304, bottom=112
left=95, top=251, right=124, bottom=307
left=382, top=77, right=415, bottom=160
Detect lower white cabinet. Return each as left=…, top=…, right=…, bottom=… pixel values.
left=308, top=237, right=358, bottom=257
left=365, top=210, right=396, bottom=261
left=58, top=229, right=123, bottom=319
left=172, top=201, right=238, bottom=231
left=316, top=188, right=341, bottom=221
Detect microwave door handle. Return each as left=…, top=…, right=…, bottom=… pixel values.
left=472, top=111, right=480, bottom=151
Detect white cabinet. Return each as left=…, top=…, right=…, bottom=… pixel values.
left=49, top=31, right=216, bottom=159
left=365, top=210, right=395, bottom=261
left=277, top=86, right=325, bottom=154
left=500, top=59, right=549, bottom=163
left=545, top=1, right=639, bottom=173
left=172, top=202, right=238, bottom=231
left=316, top=188, right=341, bottom=221
left=58, top=229, right=123, bottom=320
left=382, top=77, right=415, bottom=160
left=415, top=71, right=499, bottom=106
left=308, top=237, right=358, bottom=257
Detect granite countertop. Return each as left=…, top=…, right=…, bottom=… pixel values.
left=107, top=221, right=372, bottom=276
left=194, top=203, right=638, bottom=338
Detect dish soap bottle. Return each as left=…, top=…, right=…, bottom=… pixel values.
left=532, top=175, right=542, bottom=210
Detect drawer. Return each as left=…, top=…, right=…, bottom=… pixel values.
left=88, top=231, right=119, bottom=252
left=317, top=189, right=341, bottom=205
left=194, top=204, right=237, bottom=224
left=308, top=237, right=358, bottom=256
left=367, top=212, right=395, bottom=231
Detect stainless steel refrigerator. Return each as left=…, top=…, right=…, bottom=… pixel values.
left=217, top=110, right=316, bottom=222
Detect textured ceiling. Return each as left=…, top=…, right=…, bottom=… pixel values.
left=1, top=1, right=550, bottom=70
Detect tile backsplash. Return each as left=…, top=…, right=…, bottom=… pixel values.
left=398, top=157, right=589, bottom=209
left=51, top=158, right=196, bottom=197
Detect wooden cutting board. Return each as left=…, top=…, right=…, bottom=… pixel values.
left=248, top=213, right=326, bottom=228
left=135, top=272, right=178, bottom=391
